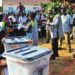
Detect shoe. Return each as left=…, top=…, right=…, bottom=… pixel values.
left=73, top=53, right=75, bottom=58
left=68, top=50, right=72, bottom=53
left=50, top=56, right=56, bottom=60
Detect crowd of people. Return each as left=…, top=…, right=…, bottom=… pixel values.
left=46, top=6, right=75, bottom=59
left=1, top=2, right=75, bottom=59
left=1, top=3, right=47, bottom=46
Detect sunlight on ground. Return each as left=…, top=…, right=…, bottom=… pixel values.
left=39, top=40, right=75, bottom=58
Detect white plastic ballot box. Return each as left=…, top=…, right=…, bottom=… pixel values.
left=2, top=36, right=32, bottom=51
left=3, top=46, right=53, bottom=75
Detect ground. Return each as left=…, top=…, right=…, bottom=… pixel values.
left=49, top=59, right=75, bottom=75
left=0, top=38, right=75, bottom=75
left=39, top=38, right=75, bottom=58
left=39, top=38, right=75, bottom=75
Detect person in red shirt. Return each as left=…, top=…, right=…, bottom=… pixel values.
left=3, top=14, right=9, bottom=23
left=2, top=14, right=9, bottom=27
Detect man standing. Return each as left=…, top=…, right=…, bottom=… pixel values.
left=50, top=8, right=61, bottom=59
left=61, top=8, right=72, bottom=52
left=17, top=2, right=25, bottom=14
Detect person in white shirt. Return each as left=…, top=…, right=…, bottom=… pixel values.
left=40, top=12, right=47, bottom=21
left=18, top=13, right=27, bottom=24
left=8, top=13, right=16, bottom=23
left=73, top=13, right=75, bottom=22
left=49, top=8, right=61, bottom=59
left=61, top=8, right=71, bottom=52
left=72, top=9, right=75, bottom=39
left=18, top=13, right=28, bottom=29
left=45, top=10, right=54, bottom=43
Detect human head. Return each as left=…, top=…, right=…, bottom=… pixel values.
left=60, top=8, right=64, bottom=15
left=51, top=8, right=54, bottom=15
left=28, top=12, right=36, bottom=21
left=60, top=8, right=66, bottom=15
left=51, top=7, right=60, bottom=15
left=19, top=2, right=22, bottom=6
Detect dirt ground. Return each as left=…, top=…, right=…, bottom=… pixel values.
left=49, top=58, right=75, bottom=75
left=1, top=58, right=75, bottom=75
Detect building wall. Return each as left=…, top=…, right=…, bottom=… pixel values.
left=0, top=3, right=2, bottom=6
left=2, top=0, right=49, bottom=13
left=3, top=3, right=17, bottom=11
left=3, top=3, right=40, bottom=13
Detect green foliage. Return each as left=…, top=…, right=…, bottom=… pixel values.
left=49, top=0, right=60, bottom=3
left=40, top=1, right=61, bottom=13
left=66, top=8, right=72, bottom=14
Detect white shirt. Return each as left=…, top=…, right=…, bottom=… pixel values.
left=8, top=16, right=16, bottom=22
left=73, top=13, right=75, bottom=19
left=18, top=16, right=28, bottom=29
left=41, top=14, right=46, bottom=20
left=50, top=14, right=59, bottom=38
left=50, top=14, right=64, bottom=38
left=61, top=14, right=71, bottom=32
left=73, top=13, right=75, bottom=24
left=19, top=16, right=27, bottom=23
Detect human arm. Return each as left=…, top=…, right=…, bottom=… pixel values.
left=50, top=16, right=59, bottom=26
left=24, top=22, right=32, bottom=31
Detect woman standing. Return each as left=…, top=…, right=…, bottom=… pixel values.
left=25, top=12, right=38, bottom=46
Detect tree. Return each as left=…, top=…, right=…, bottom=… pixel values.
left=49, top=0, right=60, bottom=3
left=40, top=0, right=61, bottom=13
